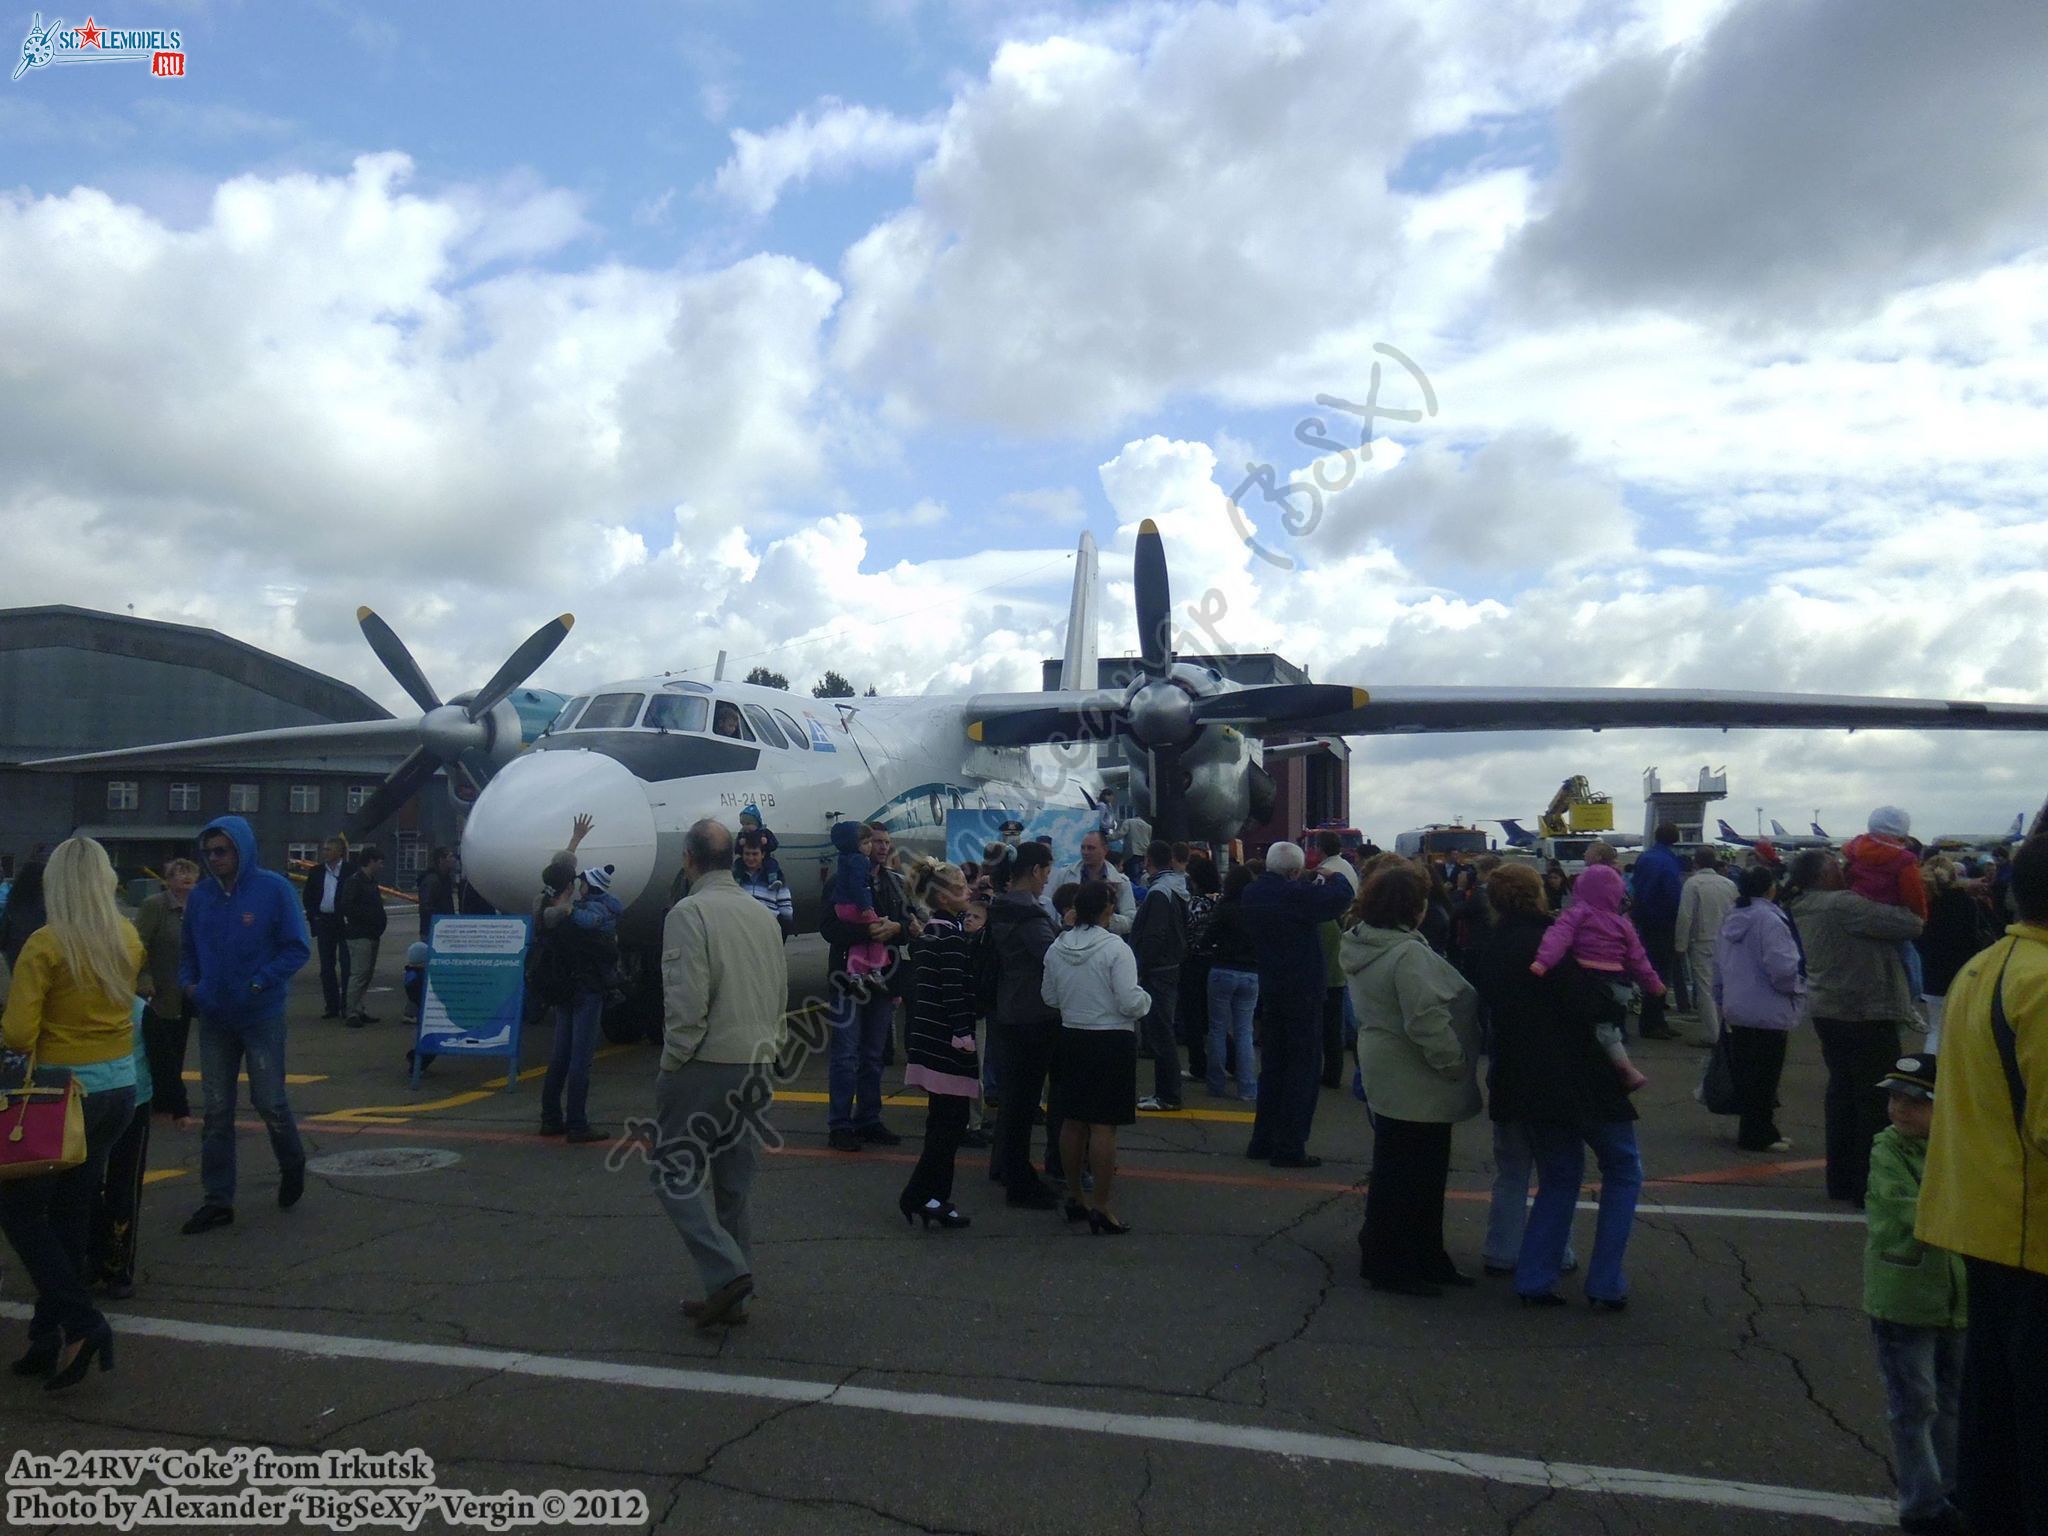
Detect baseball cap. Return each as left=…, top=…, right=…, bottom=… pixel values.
left=1876, top=1052, right=1937, bottom=1101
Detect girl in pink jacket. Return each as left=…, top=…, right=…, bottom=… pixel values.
left=1530, top=863, right=1666, bottom=1092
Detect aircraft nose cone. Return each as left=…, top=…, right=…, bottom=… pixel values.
left=461, top=749, right=657, bottom=915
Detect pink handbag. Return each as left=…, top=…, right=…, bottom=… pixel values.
left=0, top=1053, right=87, bottom=1180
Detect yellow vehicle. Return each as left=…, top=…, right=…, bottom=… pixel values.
left=1538, top=776, right=1614, bottom=836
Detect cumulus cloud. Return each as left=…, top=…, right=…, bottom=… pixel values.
left=1504, top=0, right=2048, bottom=324
left=712, top=101, right=941, bottom=218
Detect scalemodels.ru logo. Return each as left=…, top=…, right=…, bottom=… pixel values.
left=13, top=11, right=185, bottom=80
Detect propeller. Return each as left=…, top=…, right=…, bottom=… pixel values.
left=966, top=519, right=1370, bottom=841
left=347, top=609, right=575, bottom=833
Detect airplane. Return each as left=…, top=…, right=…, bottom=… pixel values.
left=1767, top=819, right=1837, bottom=849
left=34, top=519, right=2048, bottom=1037
left=1930, top=813, right=2025, bottom=851
left=1495, top=818, right=1538, bottom=848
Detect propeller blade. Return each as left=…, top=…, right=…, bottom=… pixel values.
left=967, top=703, right=1126, bottom=748
left=357, top=607, right=443, bottom=715
left=1134, top=518, right=1173, bottom=678
left=467, top=614, right=575, bottom=721
left=349, top=746, right=442, bottom=832
left=1193, top=684, right=1368, bottom=727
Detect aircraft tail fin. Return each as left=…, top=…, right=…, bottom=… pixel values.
left=2011, top=813, right=2025, bottom=840
left=1058, top=531, right=1099, bottom=693
left=1497, top=818, right=1535, bottom=847
left=1811, top=822, right=1828, bottom=838
left=1717, top=820, right=1749, bottom=844
left=1770, top=819, right=1790, bottom=837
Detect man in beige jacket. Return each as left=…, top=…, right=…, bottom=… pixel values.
left=654, top=818, right=790, bottom=1328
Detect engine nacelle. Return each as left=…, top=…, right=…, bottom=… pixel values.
left=1126, top=722, right=1256, bottom=843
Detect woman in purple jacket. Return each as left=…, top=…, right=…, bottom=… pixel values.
left=1713, top=865, right=1806, bottom=1152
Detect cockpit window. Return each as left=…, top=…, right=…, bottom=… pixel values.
left=644, top=695, right=707, bottom=733
left=576, top=693, right=645, bottom=730
left=741, top=704, right=787, bottom=749
left=771, top=709, right=810, bottom=750
left=550, top=696, right=591, bottom=734
left=710, top=700, right=753, bottom=741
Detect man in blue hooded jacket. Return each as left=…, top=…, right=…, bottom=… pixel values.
left=178, top=816, right=312, bottom=1234
left=1629, top=821, right=1688, bottom=1040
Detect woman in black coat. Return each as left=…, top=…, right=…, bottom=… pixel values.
left=1915, top=856, right=1993, bottom=1053
left=1467, top=864, right=1643, bottom=1310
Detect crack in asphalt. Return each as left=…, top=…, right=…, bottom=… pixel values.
left=1197, top=1186, right=1355, bottom=1408
left=1134, top=1447, right=1158, bottom=1536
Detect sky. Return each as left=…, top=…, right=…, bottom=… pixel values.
left=3, top=0, right=2046, bottom=844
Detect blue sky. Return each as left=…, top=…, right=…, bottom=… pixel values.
left=4, top=0, right=2045, bottom=838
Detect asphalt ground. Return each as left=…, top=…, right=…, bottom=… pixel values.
left=0, top=934, right=1910, bottom=1535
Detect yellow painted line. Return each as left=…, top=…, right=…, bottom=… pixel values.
left=142, top=1169, right=188, bottom=1185
left=313, top=1046, right=631, bottom=1123
left=182, top=1071, right=328, bottom=1085
left=772, top=1089, right=1257, bottom=1125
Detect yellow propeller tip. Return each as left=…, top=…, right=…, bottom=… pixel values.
left=356, top=606, right=374, bottom=621
left=1351, top=687, right=1370, bottom=708
left=558, top=614, right=575, bottom=631
left=1139, top=518, right=1159, bottom=537
left=967, top=721, right=985, bottom=743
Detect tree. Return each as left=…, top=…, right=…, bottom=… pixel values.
left=812, top=670, right=855, bottom=698
left=744, top=666, right=789, bottom=690
left=864, top=685, right=878, bottom=696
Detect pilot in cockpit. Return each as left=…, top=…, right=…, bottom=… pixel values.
left=712, top=701, right=745, bottom=740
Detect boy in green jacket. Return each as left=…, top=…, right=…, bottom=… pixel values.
left=1864, top=1052, right=1967, bottom=1535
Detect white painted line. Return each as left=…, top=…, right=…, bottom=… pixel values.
left=1608, top=1202, right=1865, bottom=1226
left=0, top=1302, right=1893, bottom=1526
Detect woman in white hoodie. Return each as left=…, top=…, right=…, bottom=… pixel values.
left=1042, top=882, right=1153, bottom=1233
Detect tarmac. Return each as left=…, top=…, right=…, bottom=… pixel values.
left=1, top=934, right=1911, bottom=1534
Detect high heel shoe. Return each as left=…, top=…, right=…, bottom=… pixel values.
left=1518, top=1292, right=1568, bottom=1309
left=1063, top=1199, right=1090, bottom=1224
left=1086, top=1209, right=1132, bottom=1236
left=43, top=1324, right=113, bottom=1392
left=900, top=1196, right=971, bottom=1230
left=10, top=1336, right=61, bottom=1377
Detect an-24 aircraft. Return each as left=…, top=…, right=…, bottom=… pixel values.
left=36, top=520, right=2048, bottom=1028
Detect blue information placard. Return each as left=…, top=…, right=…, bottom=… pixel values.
left=415, top=915, right=530, bottom=1083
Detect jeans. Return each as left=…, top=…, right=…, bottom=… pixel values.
left=1206, top=968, right=1259, bottom=1096
left=1247, top=993, right=1321, bottom=1160
left=1518, top=1120, right=1643, bottom=1302
left=0, top=1085, right=135, bottom=1345
left=1958, top=1257, right=2048, bottom=1535
left=1140, top=972, right=1182, bottom=1105
left=1358, top=1114, right=1454, bottom=1285
left=1726, top=1025, right=1789, bottom=1149
left=540, top=988, right=603, bottom=1132
left=827, top=988, right=895, bottom=1132
left=1869, top=1320, right=1963, bottom=1523
left=199, top=1013, right=305, bottom=1206
left=1483, top=1121, right=1576, bottom=1272
left=1813, top=1017, right=1901, bottom=1202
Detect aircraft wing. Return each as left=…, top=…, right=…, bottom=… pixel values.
left=25, top=719, right=420, bottom=772
left=1272, top=686, right=2048, bottom=738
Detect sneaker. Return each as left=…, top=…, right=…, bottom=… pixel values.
left=1137, top=1096, right=1183, bottom=1112
left=564, top=1126, right=608, bottom=1145
left=181, top=1204, right=234, bottom=1235
left=856, top=1123, right=902, bottom=1146
left=1768, top=1138, right=1794, bottom=1153
left=827, top=1129, right=864, bottom=1152
left=278, top=1164, right=306, bottom=1210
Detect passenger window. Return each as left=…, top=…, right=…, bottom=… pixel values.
left=742, top=704, right=787, bottom=749
left=772, top=709, right=810, bottom=750
left=644, top=695, right=708, bottom=733
left=711, top=700, right=754, bottom=741
left=576, top=693, right=645, bottom=730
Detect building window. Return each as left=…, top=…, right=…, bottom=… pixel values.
left=287, top=843, right=321, bottom=868
left=107, top=781, right=139, bottom=812
left=228, top=783, right=260, bottom=814
left=346, top=785, right=375, bottom=815
left=289, top=784, right=320, bottom=815
left=395, top=831, right=426, bottom=876
left=168, top=783, right=201, bottom=814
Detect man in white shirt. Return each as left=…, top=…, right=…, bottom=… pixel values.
left=298, top=835, right=354, bottom=1019
left=1054, top=831, right=1135, bottom=936
left=1675, top=848, right=1741, bottom=1048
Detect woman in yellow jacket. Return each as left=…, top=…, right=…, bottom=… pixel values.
left=0, top=836, right=144, bottom=1389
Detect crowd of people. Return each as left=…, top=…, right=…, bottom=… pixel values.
left=2, top=799, right=2043, bottom=1535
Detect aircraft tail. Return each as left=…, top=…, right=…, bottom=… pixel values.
left=1770, top=820, right=1790, bottom=838
left=1811, top=822, right=1828, bottom=838
left=1497, top=818, right=1536, bottom=847
left=1717, top=820, right=1750, bottom=844
left=1058, top=531, right=1099, bottom=692
left=2010, top=813, right=2025, bottom=840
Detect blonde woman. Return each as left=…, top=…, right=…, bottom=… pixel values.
left=896, top=858, right=980, bottom=1230
left=0, top=837, right=144, bottom=1389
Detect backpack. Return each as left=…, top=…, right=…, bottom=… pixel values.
left=971, top=918, right=1002, bottom=1016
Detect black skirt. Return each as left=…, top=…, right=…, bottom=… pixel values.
left=1053, top=1026, right=1138, bottom=1127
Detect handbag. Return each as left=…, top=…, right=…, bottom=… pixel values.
left=0, top=1050, right=87, bottom=1180
left=1700, top=1026, right=1739, bottom=1116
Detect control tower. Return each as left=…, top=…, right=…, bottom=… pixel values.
left=1642, top=766, right=1729, bottom=845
